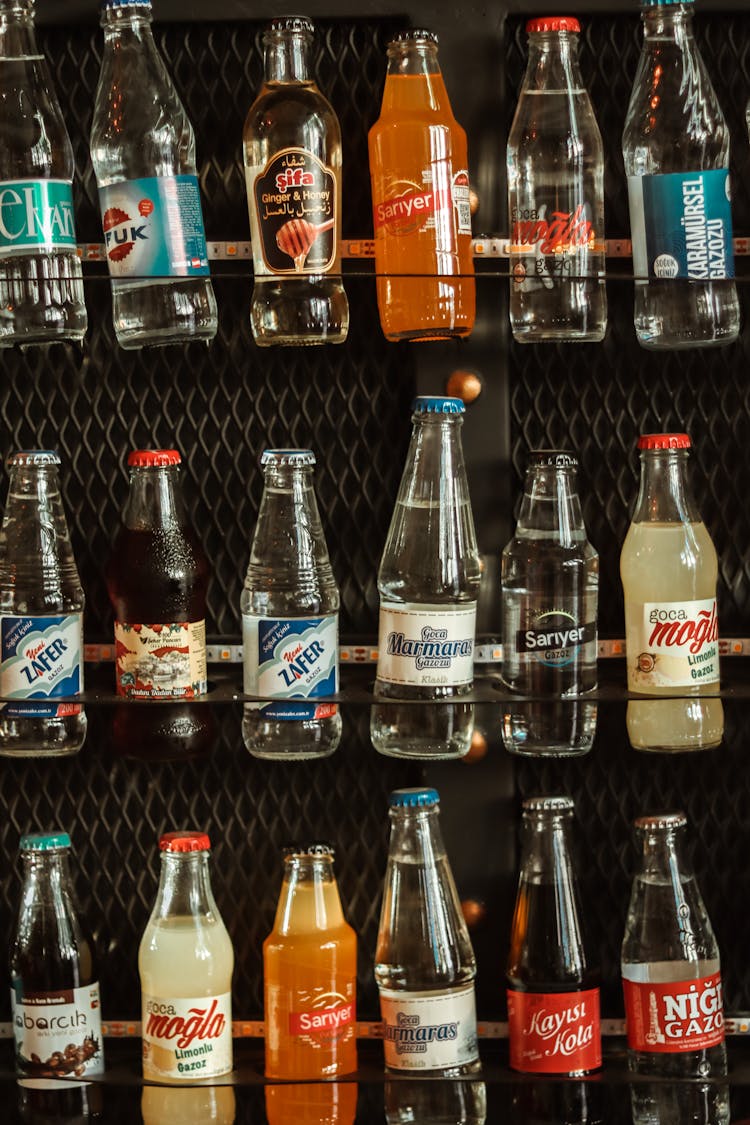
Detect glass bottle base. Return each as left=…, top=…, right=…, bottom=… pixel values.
left=251, top=277, right=348, bottom=346
left=242, top=707, right=342, bottom=760
left=370, top=701, right=474, bottom=760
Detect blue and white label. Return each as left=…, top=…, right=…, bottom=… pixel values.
left=242, top=614, right=338, bottom=720
left=98, top=175, right=210, bottom=278
left=0, top=180, right=77, bottom=254
left=376, top=604, right=476, bottom=688
left=628, top=170, right=734, bottom=281
left=0, top=614, right=83, bottom=718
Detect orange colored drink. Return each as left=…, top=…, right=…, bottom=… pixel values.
left=265, top=1082, right=358, bottom=1125
left=263, top=844, right=357, bottom=1080
left=368, top=30, right=475, bottom=342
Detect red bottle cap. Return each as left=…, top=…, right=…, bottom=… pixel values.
left=159, top=831, right=211, bottom=853
left=637, top=433, right=691, bottom=450
left=128, top=449, right=182, bottom=467
left=526, top=16, right=581, bottom=33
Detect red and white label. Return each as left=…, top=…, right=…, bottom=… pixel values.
left=289, top=1001, right=354, bottom=1038
left=510, top=204, right=601, bottom=254
left=623, top=972, right=724, bottom=1053
left=374, top=181, right=453, bottom=234
left=141, top=993, right=232, bottom=1080
left=628, top=599, right=719, bottom=690
left=507, top=988, right=601, bottom=1074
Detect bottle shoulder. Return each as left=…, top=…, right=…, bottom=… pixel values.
left=243, top=84, right=341, bottom=146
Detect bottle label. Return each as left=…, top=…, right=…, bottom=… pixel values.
left=11, top=982, right=104, bottom=1077
left=376, top=605, right=476, bottom=688
left=247, top=148, right=338, bottom=276
left=373, top=167, right=471, bottom=239
left=507, top=987, right=601, bottom=1074
left=114, top=620, right=207, bottom=699
left=627, top=170, right=735, bottom=280
left=379, top=986, right=479, bottom=1072
left=514, top=612, right=597, bottom=668
left=508, top=202, right=605, bottom=289
left=0, top=180, right=77, bottom=254
left=141, top=993, right=232, bottom=1080
left=0, top=614, right=83, bottom=719
left=98, top=175, right=210, bottom=278
left=627, top=599, right=719, bottom=690
left=242, top=613, right=338, bottom=720
left=623, top=973, right=724, bottom=1053
left=288, top=998, right=355, bottom=1039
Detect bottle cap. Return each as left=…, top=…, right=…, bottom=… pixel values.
left=389, top=787, right=440, bottom=809
left=522, top=795, right=575, bottom=814
left=267, top=16, right=314, bottom=34
left=283, top=842, right=335, bottom=858
left=159, top=831, right=211, bottom=852
left=528, top=450, right=578, bottom=469
left=8, top=451, right=61, bottom=468
left=642, top=0, right=693, bottom=7
left=637, top=433, right=691, bottom=451
left=101, top=0, right=151, bottom=8
left=261, top=449, right=316, bottom=467
left=389, top=29, right=439, bottom=45
left=20, top=832, right=71, bottom=851
left=634, top=812, right=687, bottom=831
left=526, top=17, right=581, bottom=33
left=412, top=397, right=465, bottom=415
left=128, top=450, right=182, bottom=467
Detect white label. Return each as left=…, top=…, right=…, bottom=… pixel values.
left=627, top=599, right=719, bottom=689
left=142, top=992, right=232, bottom=1080
left=11, top=983, right=104, bottom=1077
left=379, top=985, right=479, bottom=1072
left=376, top=604, right=476, bottom=688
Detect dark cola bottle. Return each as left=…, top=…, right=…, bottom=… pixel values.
left=507, top=797, right=601, bottom=1077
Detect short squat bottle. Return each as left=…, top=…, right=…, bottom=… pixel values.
left=241, top=450, right=341, bottom=760
left=243, top=17, right=348, bottom=346
left=0, top=451, right=86, bottom=757
left=371, top=398, right=481, bottom=760
left=501, top=451, right=598, bottom=756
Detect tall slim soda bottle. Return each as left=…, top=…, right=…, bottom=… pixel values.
left=368, top=30, right=475, bottom=342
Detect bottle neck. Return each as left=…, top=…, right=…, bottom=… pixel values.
left=642, top=4, right=694, bottom=43
left=637, top=825, right=692, bottom=878
left=264, top=30, right=312, bottom=84
left=122, top=466, right=185, bottom=530
left=0, top=0, right=38, bottom=56
left=516, top=465, right=585, bottom=544
left=273, top=855, right=345, bottom=934
left=388, top=805, right=444, bottom=865
left=381, top=42, right=445, bottom=112
left=631, top=450, right=701, bottom=524
left=250, top=465, right=332, bottom=578
left=401, top=415, right=470, bottom=509
left=19, top=850, right=78, bottom=945
left=523, top=32, right=583, bottom=92
left=101, top=3, right=153, bottom=38
left=1, top=465, right=78, bottom=581
left=151, top=851, right=217, bottom=920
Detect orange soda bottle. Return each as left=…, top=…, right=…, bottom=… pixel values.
left=263, top=843, right=357, bottom=1079
left=265, top=1082, right=358, bottom=1125
left=368, top=29, right=475, bottom=342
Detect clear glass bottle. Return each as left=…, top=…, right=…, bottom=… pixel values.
left=0, top=451, right=86, bottom=757
left=371, top=397, right=481, bottom=760
left=142, top=1086, right=236, bottom=1125
left=507, top=797, right=601, bottom=1076
left=375, top=788, right=480, bottom=1077
left=0, top=0, right=87, bottom=347
left=90, top=0, right=217, bottom=348
left=622, top=0, right=739, bottom=349
left=10, top=832, right=104, bottom=1080
left=507, top=17, right=606, bottom=343
left=139, top=831, right=234, bottom=1084
left=241, top=449, right=341, bottom=760
left=501, top=451, right=598, bottom=757
left=620, top=433, right=722, bottom=752
left=622, top=813, right=728, bottom=1125
left=242, top=16, right=348, bottom=346
left=385, top=1079, right=487, bottom=1125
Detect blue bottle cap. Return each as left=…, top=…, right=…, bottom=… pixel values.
left=411, top=397, right=465, bottom=415
left=642, top=0, right=693, bottom=6
left=20, top=832, right=71, bottom=851
left=8, top=450, right=60, bottom=468
left=261, top=449, right=316, bottom=467
left=389, top=787, right=440, bottom=809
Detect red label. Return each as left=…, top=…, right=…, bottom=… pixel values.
left=143, top=996, right=228, bottom=1050
left=373, top=184, right=453, bottom=233
left=288, top=1001, right=354, bottom=1038
left=507, top=988, right=601, bottom=1074
left=511, top=204, right=595, bottom=254
left=623, top=972, right=724, bottom=1053
left=647, top=602, right=718, bottom=655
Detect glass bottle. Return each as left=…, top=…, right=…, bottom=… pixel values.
left=371, top=398, right=481, bottom=760
left=142, top=1086, right=236, bottom=1125
left=242, top=16, right=348, bottom=346
left=265, top=1083, right=358, bottom=1125
left=90, top=0, right=217, bottom=348
left=10, top=833, right=104, bottom=1080
left=241, top=449, right=341, bottom=760
left=501, top=451, right=598, bottom=756
left=264, top=844, right=357, bottom=1080
left=139, top=831, right=234, bottom=1083
left=0, top=451, right=86, bottom=757
left=375, top=788, right=480, bottom=1077
left=622, top=813, right=728, bottom=1125
left=0, top=0, right=87, bottom=347
left=622, top=0, right=740, bottom=349
left=368, top=29, right=475, bottom=342
left=620, top=433, right=722, bottom=752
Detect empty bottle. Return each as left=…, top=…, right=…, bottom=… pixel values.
left=241, top=450, right=341, bottom=760
left=0, top=0, right=87, bottom=346
left=507, top=797, right=601, bottom=1076
left=622, top=812, right=728, bottom=1125
left=371, top=398, right=481, bottom=760
left=90, top=0, right=217, bottom=348
left=622, top=0, right=739, bottom=349
left=375, top=788, right=480, bottom=1076
left=243, top=17, right=348, bottom=346
left=501, top=451, right=598, bottom=756
left=507, top=17, right=606, bottom=342
left=0, top=451, right=86, bottom=757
